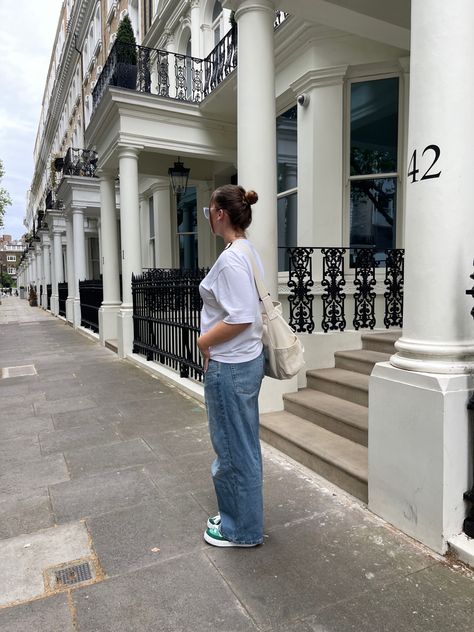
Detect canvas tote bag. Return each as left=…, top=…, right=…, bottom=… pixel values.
left=232, top=242, right=305, bottom=380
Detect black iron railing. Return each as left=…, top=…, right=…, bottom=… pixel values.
left=274, top=11, right=289, bottom=28
left=79, top=279, right=103, bottom=332
left=464, top=260, right=474, bottom=537
left=62, top=147, right=98, bottom=177
left=285, top=247, right=404, bottom=333
left=58, top=282, right=68, bottom=317
left=132, top=268, right=207, bottom=381
left=47, top=284, right=52, bottom=311
left=93, top=32, right=237, bottom=110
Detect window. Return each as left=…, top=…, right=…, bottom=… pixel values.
left=7, top=267, right=16, bottom=275
left=7, top=255, right=16, bottom=261
left=176, top=187, right=198, bottom=269
left=212, top=1, right=223, bottom=46
left=276, top=105, right=297, bottom=271
left=89, top=238, right=100, bottom=279
left=349, top=77, right=399, bottom=262
left=149, top=196, right=156, bottom=268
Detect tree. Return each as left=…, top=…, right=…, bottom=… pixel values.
left=116, top=15, right=137, bottom=65
left=0, top=159, right=12, bottom=229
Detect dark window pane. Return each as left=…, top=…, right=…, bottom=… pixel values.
left=278, top=191, right=297, bottom=272
left=350, top=178, right=396, bottom=259
left=350, top=78, right=399, bottom=176
left=148, top=197, right=154, bottom=238
left=277, top=105, right=297, bottom=194
left=179, top=234, right=198, bottom=269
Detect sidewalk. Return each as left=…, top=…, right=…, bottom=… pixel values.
left=0, top=295, right=473, bottom=632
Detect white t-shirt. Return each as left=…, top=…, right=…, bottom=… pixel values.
left=199, top=239, right=264, bottom=363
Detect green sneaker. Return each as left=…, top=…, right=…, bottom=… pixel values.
left=203, top=526, right=259, bottom=548
left=207, top=514, right=221, bottom=529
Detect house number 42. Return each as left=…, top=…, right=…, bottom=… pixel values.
left=407, top=144, right=441, bottom=183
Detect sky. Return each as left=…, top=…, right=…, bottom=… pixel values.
left=0, top=0, right=64, bottom=241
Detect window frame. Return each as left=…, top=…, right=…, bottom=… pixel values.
left=344, top=70, right=404, bottom=269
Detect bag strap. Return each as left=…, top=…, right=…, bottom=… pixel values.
left=230, top=240, right=278, bottom=319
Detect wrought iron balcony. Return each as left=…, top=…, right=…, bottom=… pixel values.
left=62, top=147, right=98, bottom=177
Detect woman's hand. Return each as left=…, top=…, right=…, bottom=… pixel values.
left=197, top=337, right=210, bottom=373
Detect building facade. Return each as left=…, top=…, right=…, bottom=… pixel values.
left=20, top=0, right=474, bottom=559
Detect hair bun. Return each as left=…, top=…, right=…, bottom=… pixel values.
left=245, top=190, right=258, bottom=205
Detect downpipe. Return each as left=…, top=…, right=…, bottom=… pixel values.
left=463, top=262, right=474, bottom=537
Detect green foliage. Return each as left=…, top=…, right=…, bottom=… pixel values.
left=0, top=270, right=13, bottom=288
left=0, top=159, right=12, bottom=230
left=116, top=15, right=137, bottom=65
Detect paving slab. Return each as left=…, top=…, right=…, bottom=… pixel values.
left=73, top=552, right=259, bottom=632
left=204, top=504, right=439, bottom=631
left=303, top=562, right=474, bottom=632
left=49, top=467, right=162, bottom=523
left=0, top=415, right=54, bottom=442
left=34, top=395, right=98, bottom=416
left=0, top=521, right=93, bottom=607
left=86, top=493, right=207, bottom=576
left=0, top=489, right=54, bottom=539
left=0, top=453, right=69, bottom=501
left=63, top=438, right=159, bottom=479
left=51, top=405, right=123, bottom=430
left=0, top=594, right=74, bottom=632
left=38, top=423, right=122, bottom=455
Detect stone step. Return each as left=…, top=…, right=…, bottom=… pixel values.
left=105, top=339, right=118, bottom=353
left=260, top=410, right=368, bottom=502
left=334, top=349, right=391, bottom=375
left=306, top=368, right=369, bottom=407
left=283, top=389, right=368, bottom=446
left=361, top=331, right=400, bottom=354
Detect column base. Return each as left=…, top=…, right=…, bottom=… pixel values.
left=73, top=298, right=82, bottom=328
left=50, top=294, right=59, bottom=316
left=41, top=292, right=48, bottom=310
left=66, top=298, right=74, bottom=325
left=117, top=305, right=134, bottom=359
left=99, top=302, right=121, bottom=344
left=368, top=362, right=473, bottom=554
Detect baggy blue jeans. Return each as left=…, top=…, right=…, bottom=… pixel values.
left=204, top=352, right=265, bottom=545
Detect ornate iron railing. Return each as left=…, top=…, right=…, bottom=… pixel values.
left=79, top=279, right=103, bottom=332
left=62, top=147, right=98, bottom=177
left=274, top=11, right=289, bottom=28
left=285, top=247, right=405, bottom=333
left=58, top=282, right=68, bottom=317
left=132, top=268, right=207, bottom=381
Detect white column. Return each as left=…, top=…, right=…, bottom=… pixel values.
left=190, top=0, right=201, bottom=58
left=234, top=0, right=278, bottom=297
left=99, top=171, right=121, bottom=344
left=292, top=67, right=347, bottom=249
left=165, top=31, right=176, bottom=97
left=369, top=0, right=474, bottom=553
left=51, top=226, right=64, bottom=316
left=35, top=244, right=43, bottom=307
left=155, top=186, right=173, bottom=268
left=65, top=216, right=75, bottom=324
left=117, top=147, right=142, bottom=357
left=42, top=239, right=51, bottom=309
left=72, top=207, right=87, bottom=328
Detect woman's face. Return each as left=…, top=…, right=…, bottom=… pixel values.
left=207, top=196, right=224, bottom=236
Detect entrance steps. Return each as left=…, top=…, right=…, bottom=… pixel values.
left=260, top=331, right=400, bottom=503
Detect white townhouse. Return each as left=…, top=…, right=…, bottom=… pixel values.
left=21, top=0, right=474, bottom=562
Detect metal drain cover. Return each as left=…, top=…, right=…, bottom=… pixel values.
left=1, top=365, right=37, bottom=379
left=55, top=562, right=92, bottom=586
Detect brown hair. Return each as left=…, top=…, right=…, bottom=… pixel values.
left=211, top=184, right=258, bottom=231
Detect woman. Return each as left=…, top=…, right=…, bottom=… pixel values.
left=198, top=184, right=265, bottom=548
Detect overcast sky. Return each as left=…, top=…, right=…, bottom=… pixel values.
left=0, top=0, right=64, bottom=240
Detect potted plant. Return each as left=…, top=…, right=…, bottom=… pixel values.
left=28, top=287, right=38, bottom=307
left=112, top=15, right=138, bottom=90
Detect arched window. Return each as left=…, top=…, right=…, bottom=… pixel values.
left=212, top=0, right=223, bottom=46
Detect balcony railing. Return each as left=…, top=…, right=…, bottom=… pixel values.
left=62, top=147, right=98, bottom=177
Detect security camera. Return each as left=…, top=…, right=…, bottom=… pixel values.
left=297, top=93, right=309, bottom=107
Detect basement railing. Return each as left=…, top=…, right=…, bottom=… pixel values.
left=131, top=247, right=404, bottom=381
left=79, top=279, right=103, bottom=333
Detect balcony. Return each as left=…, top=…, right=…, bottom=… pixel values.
left=54, top=147, right=98, bottom=179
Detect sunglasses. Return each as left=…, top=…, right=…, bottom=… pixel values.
left=203, top=207, right=210, bottom=220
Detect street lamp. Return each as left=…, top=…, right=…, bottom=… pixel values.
left=168, top=157, right=190, bottom=196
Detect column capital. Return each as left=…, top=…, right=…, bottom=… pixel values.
left=117, top=145, right=142, bottom=160
left=190, top=0, right=200, bottom=9
left=234, top=0, right=275, bottom=21
left=291, top=66, right=348, bottom=94
left=71, top=206, right=86, bottom=216
left=96, top=167, right=117, bottom=180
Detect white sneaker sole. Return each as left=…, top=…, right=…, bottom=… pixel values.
left=203, top=530, right=260, bottom=548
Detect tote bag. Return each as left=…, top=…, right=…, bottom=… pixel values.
left=233, top=242, right=305, bottom=380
